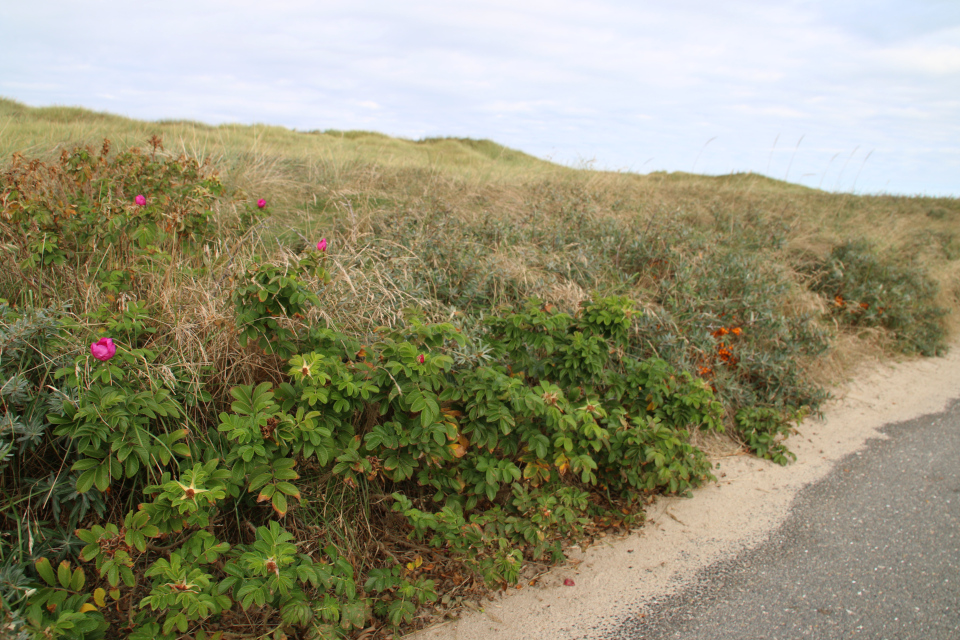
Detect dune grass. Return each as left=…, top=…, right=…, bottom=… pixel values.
left=1, top=97, right=958, bottom=639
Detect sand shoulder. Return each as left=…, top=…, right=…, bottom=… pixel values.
left=409, top=345, right=960, bottom=640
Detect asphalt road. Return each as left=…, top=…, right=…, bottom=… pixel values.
left=607, top=399, right=960, bottom=640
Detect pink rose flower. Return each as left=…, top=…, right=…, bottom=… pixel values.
left=417, top=354, right=425, bottom=364
left=316, top=238, right=328, bottom=252
left=257, top=198, right=266, bottom=209
left=90, top=337, right=117, bottom=362
left=135, top=194, right=146, bottom=206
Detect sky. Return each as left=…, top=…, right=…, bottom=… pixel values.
left=2, top=0, right=958, bottom=196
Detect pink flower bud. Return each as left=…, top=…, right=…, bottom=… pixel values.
left=90, top=337, right=117, bottom=362
left=417, top=354, right=425, bottom=364
left=316, top=238, right=328, bottom=252
left=134, top=194, right=146, bottom=206
left=257, top=198, right=267, bottom=209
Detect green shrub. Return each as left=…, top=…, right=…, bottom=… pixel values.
left=734, top=406, right=805, bottom=465
left=231, top=248, right=330, bottom=358
left=6, top=135, right=952, bottom=639
left=22, top=558, right=107, bottom=640
left=0, top=139, right=231, bottom=306
left=804, top=241, right=948, bottom=356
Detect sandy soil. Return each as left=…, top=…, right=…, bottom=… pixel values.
left=408, top=345, right=960, bottom=640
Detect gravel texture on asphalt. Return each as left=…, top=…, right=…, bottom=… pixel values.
left=607, top=399, right=960, bottom=640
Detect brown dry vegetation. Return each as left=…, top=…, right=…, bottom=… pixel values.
left=2, top=96, right=959, bottom=638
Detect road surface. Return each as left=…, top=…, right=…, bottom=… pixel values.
left=609, top=399, right=960, bottom=640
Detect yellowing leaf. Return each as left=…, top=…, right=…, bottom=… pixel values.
left=35, top=558, right=55, bottom=586
left=79, top=603, right=98, bottom=613
left=449, top=434, right=469, bottom=458
left=93, top=588, right=106, bottom=608
left=272, top=491, right=288, bottom=516
left=57, top=561, right=72, bottom=589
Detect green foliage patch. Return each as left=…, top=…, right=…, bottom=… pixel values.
left=801, top=241, right=949, bottom=356
left=0, top=138, right=953, bottom=639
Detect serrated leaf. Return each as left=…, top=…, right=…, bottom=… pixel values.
left=272, top=491, right=288, bottom=515
left=71, top=457, right=101, bottom=471
left=35, top=558, right=55, bottom=586
left=271, top=456, right=297, bottom=470
left=79, top=543, right=99, bottom=562
left=128, top=531, right=146, bottom=553
left=273, top=467, right=299, bottom=481
left=57, top=561, right=72, bottom=589
left=94, top=464, right=111, bottom=491
left=75, top=468, right=97, bottom=494
left=248, top=472, right=273, bottom=491
left=275, top=481, right=300, bottom=498
left=70, top=567, right=85, bottom=591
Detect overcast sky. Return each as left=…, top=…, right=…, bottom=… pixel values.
left=2, top=1, right=958, bottom=196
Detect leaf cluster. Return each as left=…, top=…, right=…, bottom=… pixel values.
left=801, top=240, right=948, bottom=356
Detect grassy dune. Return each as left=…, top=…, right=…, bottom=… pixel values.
left=1, top=97, right=958, bottom=639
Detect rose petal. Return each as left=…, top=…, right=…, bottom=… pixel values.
left=90, top=337, right=117, bottom=362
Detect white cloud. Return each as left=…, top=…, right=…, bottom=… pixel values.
left=729, top=105, right=808, bottom=119
left=1, top=0, right=958, bottom=195
left=876, top=44, right=960, bottom=75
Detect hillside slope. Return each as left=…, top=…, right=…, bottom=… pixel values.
left=1, top=97, right=958, bottom=639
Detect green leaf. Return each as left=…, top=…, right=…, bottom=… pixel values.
left=57, top=561, right=72, bottom=589
left=248, top=471, right=273, bottom=491
left=258, top=484, right=276, bottom=500
left=75, top=468, right=97, bottom=494
left=71, top=457, right=101, bottom=471
left=275, top=481, right=301, bottom=498
left=107, top=564, right=119, bottom=587
left=94, top=464, right=111, bottom=491
left=70, top=567, right=85, bottom=592
left=35, top=558, right=56, bottom=586
left=272, top=491, right=289, bottom=515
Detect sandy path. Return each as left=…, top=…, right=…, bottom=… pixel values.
left=408, top=345, right=960, bottom=640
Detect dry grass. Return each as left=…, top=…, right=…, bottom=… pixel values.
left=3, top=96, right=958, bottom=442
left=4, top=97, right=959, bottom=386
left=4, top=97, right=959, bottom=639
